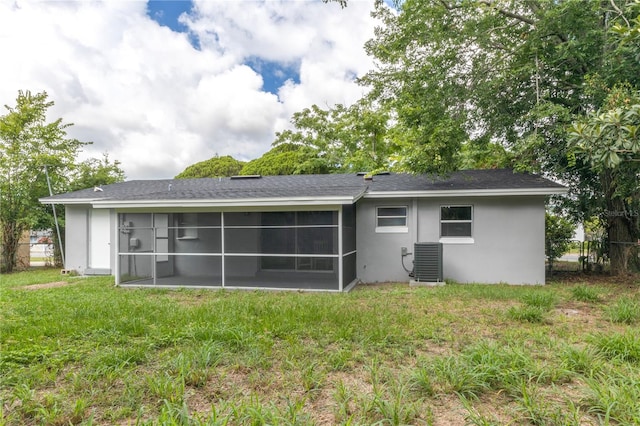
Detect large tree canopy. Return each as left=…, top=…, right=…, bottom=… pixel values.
left=351, top=0, right=639, bottom=274
left=175, top=155, right=245, bottom=179
left=289, top=0, right=639, bottom=272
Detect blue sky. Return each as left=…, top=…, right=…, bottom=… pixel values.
left=0, top=0, right=378, bottom=179
left=146, top=0, right=300, bottom=96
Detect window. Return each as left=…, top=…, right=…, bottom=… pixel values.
left=376, top=206, right=408, bottom=233
left=440, top=205, right=472, bottom=238
left=176, top=213, right=198, bottom=239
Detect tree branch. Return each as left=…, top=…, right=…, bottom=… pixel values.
left=477, top=0, right=536, bottom=26
left=609, top=0, right=630, bottom=27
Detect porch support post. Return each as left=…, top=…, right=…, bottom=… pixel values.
left=338, top=205, right=343, bottom=292
left=221, top=211, right=225, bottom=288
left=114, top=211, right=120, bottom=286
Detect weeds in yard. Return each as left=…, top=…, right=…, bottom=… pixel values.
left=370, top=381, right=422, bottom=426
left=571, top=285, right=601, bottom=303
left=591, top=331, right=640, bottom=363
left=146, top=373, right=185, bottom=405
left=513, top=381, right=585, bottom=426
left=521, top=291, right=557, bottom=310
left=461, top=394, right=502, bottom=426
left=560, top=345, right=603, bottom=377
left=507, top=305, right=547, bottom=323
left=300, top=361, right=327, bottom=395
left=605, top=297, right=640, bottom=324
left=506, top=290, right=557, bottom=324
left=586, top=371, right=640, bottom=424
left=333, top=380, right=354, bottom=422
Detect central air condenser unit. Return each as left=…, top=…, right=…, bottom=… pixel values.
left=413, top=242, right=443, bottom=282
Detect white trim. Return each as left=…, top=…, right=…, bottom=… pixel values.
left=440, top=204, right=473, bottom=239
left=375, top=226, right=409, bottom=234
left=365, top=187, right=567, bottom=198
left=91, top=196, right=357, bottom=209
left=439, top=237, right=475, bottom=244
left=376, top=205, right=408, bottom=230
left=343, top=250, right=357, bottom=257
left=40, top=186, right=566, bottom=207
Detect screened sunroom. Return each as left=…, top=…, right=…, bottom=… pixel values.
left=117, top=206, right=357, bottom=291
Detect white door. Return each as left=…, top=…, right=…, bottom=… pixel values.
left=89, top=209, right=111, bottom=269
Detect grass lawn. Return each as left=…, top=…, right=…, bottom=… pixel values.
left=1, top=269, right=639, bottom=425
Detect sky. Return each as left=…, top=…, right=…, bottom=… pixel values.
left=0, top=0, right=379, bottom=180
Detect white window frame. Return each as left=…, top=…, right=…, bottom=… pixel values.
left=375, top=206, right=409, bottom=233
left=439, top=205, right=474, bottom=244
left=176, top=213, right=198, bottom=240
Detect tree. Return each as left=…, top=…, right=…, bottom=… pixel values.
left=0, top=91, right=85, bottom=272
left=240, top=143, right=331, bottom=176
left=69, top=153, right=125, bottom=191
left=568, top=85, right=640, bottom=273
left=1, top=91, right=125, bottom=272
left=355, top=0, right=640, bottom=274
left=273, top=101, right=394, bottom=173
left=545, top=213, right=575, bottom=274
left=175, top=155, right=244, bottom=179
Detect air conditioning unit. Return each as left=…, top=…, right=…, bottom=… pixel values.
left=413, top=242, right=443, bottom=282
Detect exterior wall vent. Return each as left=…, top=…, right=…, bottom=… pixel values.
left=413, top=242, right=443, bottom=282
left=230, top=175, right=262, bottom=179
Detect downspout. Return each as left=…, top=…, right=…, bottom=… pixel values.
left=44, top=165, right=65, bottom=268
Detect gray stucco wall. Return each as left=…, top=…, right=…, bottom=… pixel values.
left=356, top=196, right=546, bottom=285
left=65, top=205, right=90, bottom=273
left=65, top=205, right=116, bottom=275
left=356, top=198, right=417, bottom=283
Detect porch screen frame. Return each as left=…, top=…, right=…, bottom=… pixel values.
left=115, top=206, right=350, bottom=291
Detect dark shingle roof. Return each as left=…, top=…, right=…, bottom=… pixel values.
left=41, top=169, right=565, bottom=204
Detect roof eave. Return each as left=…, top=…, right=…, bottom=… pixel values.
left=90, top=196, right=359, bottom=209
left=39, top=197, right=104, bottom=204
left=364, top=187, right=568, bottom=198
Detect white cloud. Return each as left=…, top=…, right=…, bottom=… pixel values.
left=0, top=0, right=377, bottom=180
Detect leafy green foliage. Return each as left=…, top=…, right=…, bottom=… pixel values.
left=569, top=86, right=640, bottom=169
left=567, top=86, right=640, bottom=274
left=362, top=0, right=639, bottom=272
left=175, top=154, right=244, bottom=178
left=273, top=102, right=393, bottom=174
left=240, top=143, right=331, bottom=176
left=0, top=91, right=124, bottom=271
left=545, top=213, right=575, bottom=272
left=0, top=91, right=85, bottom=272
left=68, top=153, right=125, bottom=191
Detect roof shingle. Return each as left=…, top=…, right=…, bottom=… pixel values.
left=41, top=169, right=565, bottom=204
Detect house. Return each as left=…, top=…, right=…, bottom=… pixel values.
left=39, top=169, right=566, bottom=291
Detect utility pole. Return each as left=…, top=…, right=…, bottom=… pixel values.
left=44, top=165, right=65, bottom=268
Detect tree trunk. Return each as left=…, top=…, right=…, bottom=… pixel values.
left=1, top=221, right=22, bottom=273
left=606, top=194, right=638, bottom=276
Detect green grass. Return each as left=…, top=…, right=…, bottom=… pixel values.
left=606, top=296, right=640, bottom=324
left=571, top=285, right=602, bottom=303
left=1, top=269, right=639, bottom=425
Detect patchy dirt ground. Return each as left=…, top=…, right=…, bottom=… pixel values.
left=18, top=281, right=73, bottom=290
